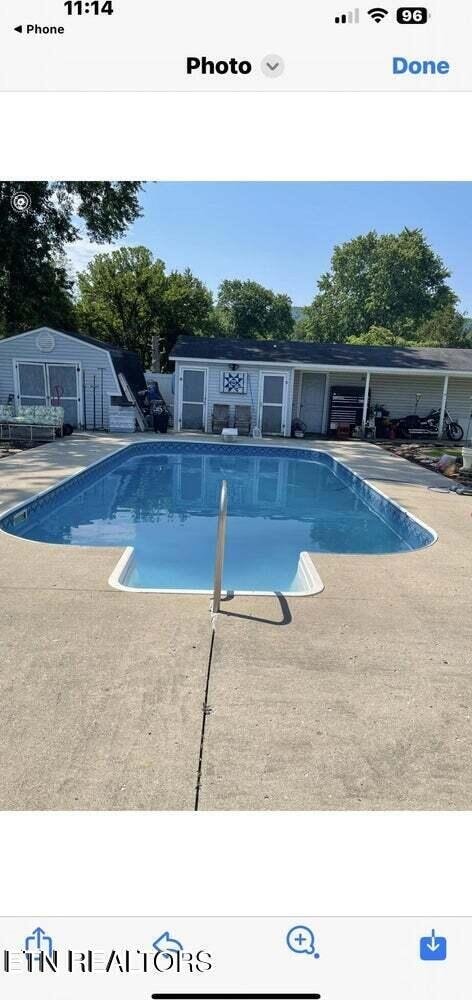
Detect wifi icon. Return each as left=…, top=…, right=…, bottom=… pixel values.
left=368, top=6, right=389, bottom=21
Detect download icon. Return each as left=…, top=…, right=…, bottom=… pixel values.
left=419, top=929, right=447, bottom=961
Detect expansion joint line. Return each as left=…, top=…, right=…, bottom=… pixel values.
left=194, top=617, right=217, bottom=810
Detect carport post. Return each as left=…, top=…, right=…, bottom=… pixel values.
left=361, top=371, right=371, bottom=436
left=438, top=374, right=449, bottom=439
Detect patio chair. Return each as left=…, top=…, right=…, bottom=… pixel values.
left=0, top=403, right=64, bottom=445
left=234, top=405, right=251, bottom=436
left=212, top=403, right=230, bottom=434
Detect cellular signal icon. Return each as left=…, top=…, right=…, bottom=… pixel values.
left=335, top=8, right=360, bottom=23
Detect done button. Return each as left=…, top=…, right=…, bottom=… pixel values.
left=393, top=56, right=450, bottom=75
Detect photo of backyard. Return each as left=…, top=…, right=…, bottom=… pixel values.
left=1, top=180, right=471, bottom=811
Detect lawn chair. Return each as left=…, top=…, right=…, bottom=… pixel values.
left=212, top=403, right=230, bottom=434
left=234, top=405, right=251, bottom=436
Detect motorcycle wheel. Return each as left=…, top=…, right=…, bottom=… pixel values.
left=446, top=422, right=463, bottom=442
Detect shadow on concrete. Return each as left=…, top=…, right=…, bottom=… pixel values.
left=219, top=591, right=292, bottom=627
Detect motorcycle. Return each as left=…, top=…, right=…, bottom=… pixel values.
left=400, top=407, right=463, bottom=442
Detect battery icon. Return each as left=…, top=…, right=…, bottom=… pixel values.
left=397, top=6, right=429, bottom=22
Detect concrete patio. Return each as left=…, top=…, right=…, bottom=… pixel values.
left=0, top=432, right=471, bottom=810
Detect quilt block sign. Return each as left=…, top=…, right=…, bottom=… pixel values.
left=220, top=371, right=248, bottom=394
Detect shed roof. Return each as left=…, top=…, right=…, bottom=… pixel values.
left=170, top=335, right=472, bottom=374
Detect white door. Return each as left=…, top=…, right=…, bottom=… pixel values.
left=179, top=368, right=207, bottom=431
left=299, top=373, right=326, bottom=433
left=259, top=373, right=288, bottom=435
left=16, top=361, right=80, bottom=426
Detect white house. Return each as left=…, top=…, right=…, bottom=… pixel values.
left=169, top=335, right=472, bottom=439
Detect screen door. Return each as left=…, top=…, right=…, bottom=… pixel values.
left=47, top=363, right=79, bottom=426
left=180, top=368, right=207, bottom=431
left=260, top=373, right=287, bottom=435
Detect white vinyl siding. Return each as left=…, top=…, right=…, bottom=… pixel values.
left=0, top=328, right=118, bottom=430
left=370, top=374, right=472, bottom=433
left=175, top=360, right=293, bottom=436
left=446, top=378, right=472, bottom=434
left=369, top=374, right=444, bottom=419
left=173, top=358, right=472, bottom=439
left=206, top=363, right=262, bottom=430
left=321, top=371, right=472, bottom=435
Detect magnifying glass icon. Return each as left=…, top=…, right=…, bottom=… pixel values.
left=286, top=925, right=320, bottom=959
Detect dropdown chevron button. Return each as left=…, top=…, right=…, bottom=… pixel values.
left=261, top=53, right=285, bottom=78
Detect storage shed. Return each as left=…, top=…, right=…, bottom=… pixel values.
left=170, top=335, right=472, bottom=439
left=0, top=327, right=147, bottom=432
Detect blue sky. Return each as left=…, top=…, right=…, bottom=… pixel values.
left=70, top=183, right=472, bottom=313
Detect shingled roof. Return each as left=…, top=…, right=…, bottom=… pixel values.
left=170, top=335, right=472, bottom=373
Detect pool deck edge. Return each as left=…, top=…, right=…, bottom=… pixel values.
left=1, top=432, right=472, bottom=811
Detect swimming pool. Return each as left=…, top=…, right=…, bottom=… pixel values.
left=0, top=442, right=436, bottom=595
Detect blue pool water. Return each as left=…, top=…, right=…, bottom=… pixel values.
left=1, top=443, right=435, bottom=592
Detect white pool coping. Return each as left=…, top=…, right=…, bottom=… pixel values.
left=0, top=436, right=437, bottom=599
left=108, top=547, right=325, bottom=598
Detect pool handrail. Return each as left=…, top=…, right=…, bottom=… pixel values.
left=212, top=479, right=228, bottom=614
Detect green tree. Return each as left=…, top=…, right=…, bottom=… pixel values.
left=346, top=326, right=411, bottom=347
left=346, top=308, right=471, bottom=348
left=58, top=181, right=142, bottom=242
left=216, top=279, right=294, bottom=340
left=76, top=246, right=214, bottom=367
left=300, top=228, right=457, bottom=343
left=0, top=181, right=142, bottom=335
left=162, top=268, right=218, bottom=357
left=414, top=305, right=472, bottom=348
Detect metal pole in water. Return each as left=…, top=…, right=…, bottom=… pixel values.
left=212, top=480, right=228, bottom=615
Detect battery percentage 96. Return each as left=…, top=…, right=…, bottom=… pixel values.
left=397, top=7, right=429, bottom=23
